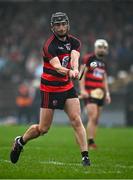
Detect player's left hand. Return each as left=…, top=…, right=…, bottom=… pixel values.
left=73, top=69, right=79, bottom=79
left=105, top=93, right=111, bottom=104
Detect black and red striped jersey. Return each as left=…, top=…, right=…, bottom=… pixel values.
left=82, top=53, right=106, bottom=93
left=40, top=34, right=81, bottom=92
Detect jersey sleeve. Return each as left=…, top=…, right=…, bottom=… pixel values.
left=42, top=42, right=57, bottom=60
left=71, top=36, right=81, bottom=52
left=82, top=54, right=91, bottom=66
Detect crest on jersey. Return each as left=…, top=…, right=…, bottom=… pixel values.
left=64, top=43, right=71, bottom=51
left=62, top=56, right=70, bottom=67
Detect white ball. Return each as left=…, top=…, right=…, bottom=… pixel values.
left=90, top=61, right=97, bottom=68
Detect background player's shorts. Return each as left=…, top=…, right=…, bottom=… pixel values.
left=41, top=87, right=78, bottom=109
left=84, top=97, right=104, bottom=107
left=84, top=88, right=105, bottom=106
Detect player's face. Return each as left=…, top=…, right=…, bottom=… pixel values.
left=52, top=22, right=68, bottom=37
left=95, top=46, right=108, bottom=58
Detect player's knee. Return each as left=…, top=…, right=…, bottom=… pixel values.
left=88, top=111, right=97, bottom=121
left=89, top=116, right=98, bottom=125
left=70, top=112, right=81, bottom=120
left=70, top=114, right=82, bottom=128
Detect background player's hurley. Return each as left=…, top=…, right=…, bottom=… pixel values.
left=78, top=60, right=98, bottom=81
left=78, top=64, right=86, bottom=80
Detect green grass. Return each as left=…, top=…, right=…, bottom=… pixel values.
left=0, top=125, right=133, bottom=179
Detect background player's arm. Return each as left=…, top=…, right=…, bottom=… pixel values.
left=79, top=65, right=88, bottom=98
left=104, top=72, right=111, bottom=104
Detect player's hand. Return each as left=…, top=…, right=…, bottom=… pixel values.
left=80, top=89, right=89, bottom=98
left=105, top=93, right=111, bottom=104
left=73, top=69, right=79, bottom=79
left=68, top=69, right=79, bottom=79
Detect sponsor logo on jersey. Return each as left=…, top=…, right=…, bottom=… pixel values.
left=93, top=68, right=105, bottom=78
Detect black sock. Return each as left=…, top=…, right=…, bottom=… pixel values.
left=88, top=139, right=95, bottom=145
left=19, top=136, right=26, bottom=146
left=81, top=151, right=88, bottom=158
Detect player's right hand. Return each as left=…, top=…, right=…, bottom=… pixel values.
left=68, top=69, right=79, bottom=79
left=80, top=89, right=89, bottom=98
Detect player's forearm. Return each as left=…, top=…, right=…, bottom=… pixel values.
left=55, top=66, right=70, bottom=75
left=71, top=50, right=80, bottom=70
left=71, top=60, right=79, bottom=70
left=104, top=73, right=110, bottom=95
left=50, top=57, right=70, bottom=75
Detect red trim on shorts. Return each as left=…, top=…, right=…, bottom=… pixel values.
left=46, top=92, right=49, bottom=108
left=47, top=92, right=49, bottom=108
left=43, top=92, right=49, bottom=108
left=43, top=91, right=45, bottom=107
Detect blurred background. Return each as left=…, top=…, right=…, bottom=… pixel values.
left=0, top=0, right=132, bottom=127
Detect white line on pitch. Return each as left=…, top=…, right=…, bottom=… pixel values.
left=0, top=159, right=11, bottom=163
left=40, top=160, right=81, bottom=166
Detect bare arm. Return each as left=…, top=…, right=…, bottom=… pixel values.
left=50, top=57, right=70, bottom=75
left=79, top=65, right=88, bottom=97
left=104, top=72, right=110, bottom=95
left=50, top=56, right=77, bottom=79
left=70, top=50, right=80, bottom=70
left=79, top=65, right=86, bottom=90
left=104, top=72, right=111, bottom=104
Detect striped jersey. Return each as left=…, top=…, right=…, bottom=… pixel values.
left=82, top=53, right=106, bottom=93
left=40, top=34, right=81, bottom=92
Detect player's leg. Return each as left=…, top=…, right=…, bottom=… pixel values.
left=64, top=98, right=90, bottom=166
left=10, top=108, right=54, bottom=163
left=86, top=103, right=101, bottom=149
left=22, top=108, right=54, bottom=142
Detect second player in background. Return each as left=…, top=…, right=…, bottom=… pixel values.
left=79, top=39, right=111, bottom=149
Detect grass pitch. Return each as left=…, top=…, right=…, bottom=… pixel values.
left=0, top=125, right=133, bottom=179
